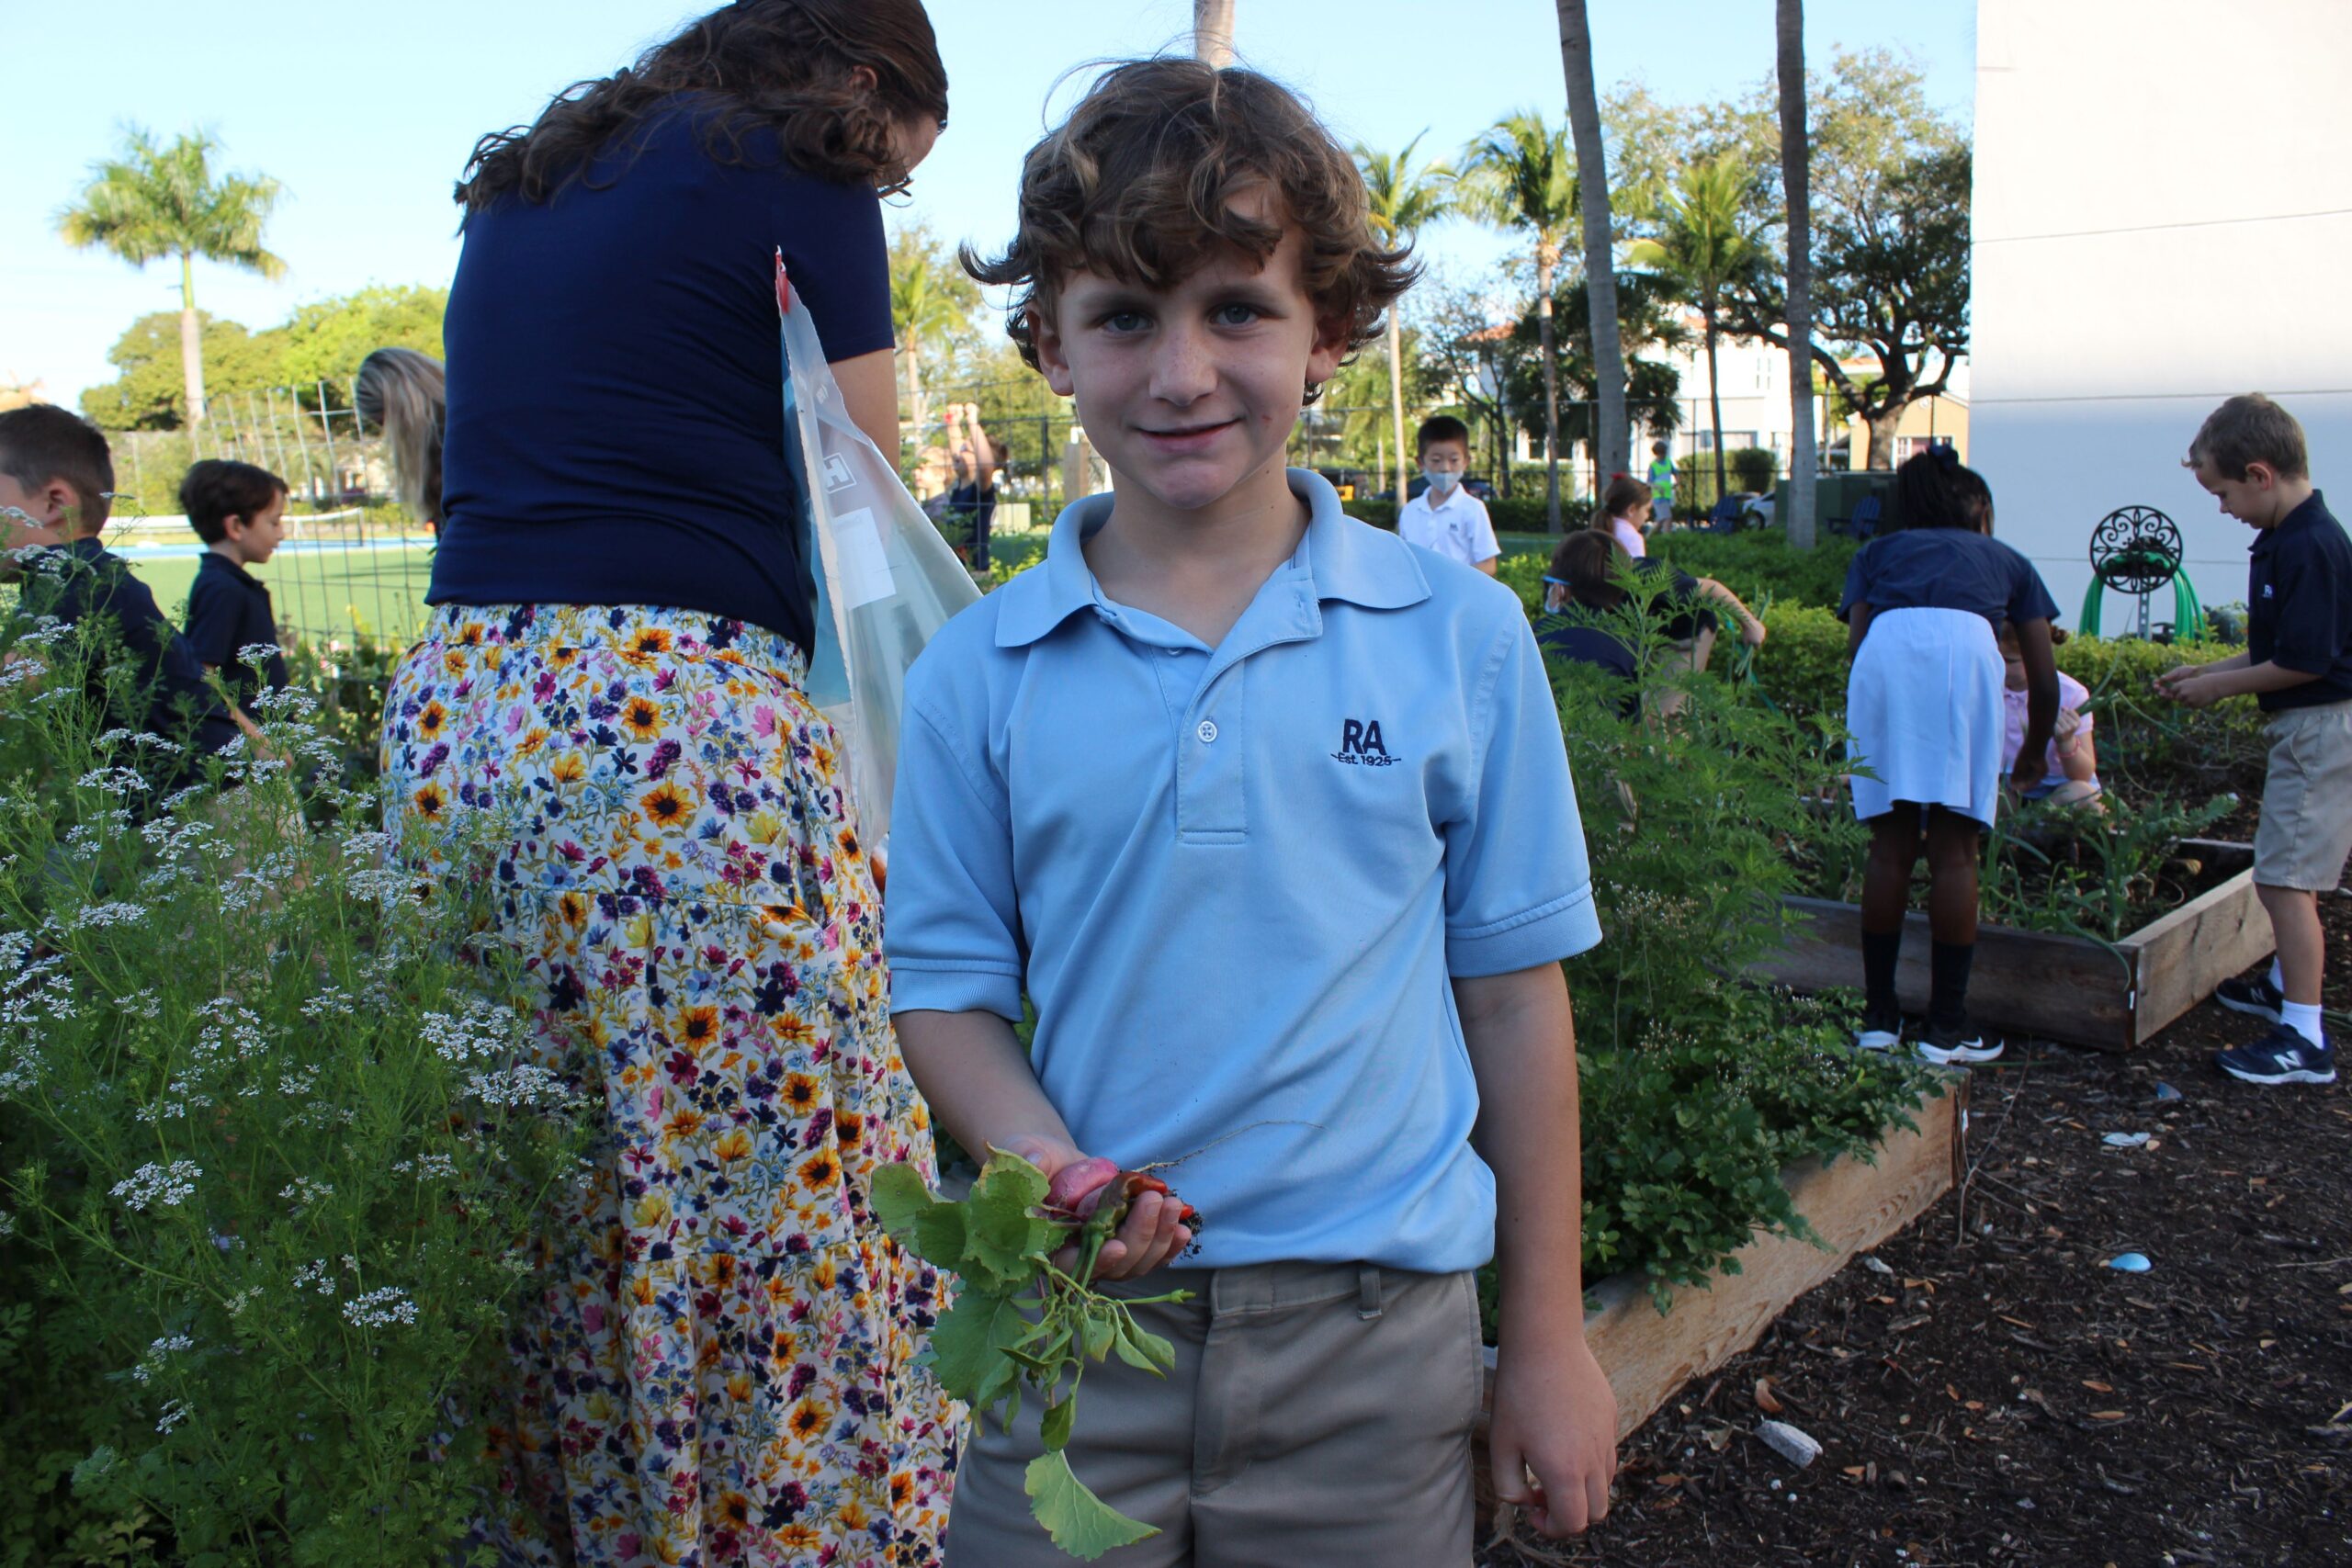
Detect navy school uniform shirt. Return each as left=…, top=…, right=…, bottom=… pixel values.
left=1839, top=527, right=2061, bottom=631
left=1535, top=615, right=1640, bottom=718
left=21, top=538, right=241, bottom=769
left=183, top=551, right=288, bottom=712
left=429, top=96, right=897, bottom=656
left=885, top=470, right=1601, bottom=1273
left=2247, top=490, right=2352, bottom=712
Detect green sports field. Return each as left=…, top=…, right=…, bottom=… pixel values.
left=128, top=541, right=437, bottom=649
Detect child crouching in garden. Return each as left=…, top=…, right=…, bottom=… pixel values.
left=1999, top=622, right=2100, bottom=808
left=887, top=57, right=1619, bottom=1561
left=1842, top=449, right=2061, bottom=1065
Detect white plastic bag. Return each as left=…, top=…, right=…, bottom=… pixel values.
left=775, top=250, right=980, bottom=857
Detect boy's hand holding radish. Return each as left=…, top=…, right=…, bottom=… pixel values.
left=999, top=1134, right=1196, bottom=1281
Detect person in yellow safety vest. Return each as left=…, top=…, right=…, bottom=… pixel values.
left=1645, top=440, right=1677, bottom=528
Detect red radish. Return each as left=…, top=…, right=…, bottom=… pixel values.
left=1044, top=1157, right=1120, bottom=1216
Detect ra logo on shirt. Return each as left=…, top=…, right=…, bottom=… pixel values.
left=1332, top=717, right=1398, bottom=767
left=2261, top=583, right=2275, bottom=598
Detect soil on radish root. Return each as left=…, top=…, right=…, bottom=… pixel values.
left=1480, top=888, right=2352, bottom=1568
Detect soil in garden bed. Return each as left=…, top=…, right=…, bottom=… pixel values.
left=1481, top=889, right=2352, bottom=1568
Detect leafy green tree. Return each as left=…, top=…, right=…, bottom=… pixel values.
left=79, top=312, right=280, bottom=432
left=1718, top=51, right=1970, bottom=469
left=1557, top=0, right=1630, bottom=487
left=1499, top=271, right=1684, bottom=485
left=1353, top=133, right=1451, bottom=504
left=1457, top=114, right=1579, bottom=532
left=888, top=224, right=980, bottom=457
left=1627, top=154, right=1770, bottom=499
left=56, top=128, right=285, bottom=428
left=274, top=285, right=447, bottom=400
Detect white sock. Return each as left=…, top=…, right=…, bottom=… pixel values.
left=2269, top=957, right=2286, bottom=993
left=2280, top=1000, right=2326, bottom=1050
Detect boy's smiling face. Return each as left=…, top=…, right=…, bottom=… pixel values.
left=1034, top=188, right=1347, bottom=519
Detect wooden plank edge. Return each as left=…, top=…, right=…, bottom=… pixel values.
left=1476, top=1081, right=1963, bottom=1483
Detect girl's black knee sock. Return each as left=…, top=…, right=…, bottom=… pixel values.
left=1930, top=941, right=1975, bottom=1027
left=1861, top=929, right=1903, bottom=1021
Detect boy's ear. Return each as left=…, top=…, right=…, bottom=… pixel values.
left=2243, top=459, right=2278, bottom=491
left=1305, top=310, right=1351, bottom=390
left=1032, top=306, right=1078, bottom=399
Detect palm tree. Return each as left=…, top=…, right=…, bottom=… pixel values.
left=1193, top=0, right=1235, bottom=66
left=1354, top=133, right=1452, bottom=506
left=888, top=230, right=978, bottom=461
left=1458, top=113, right=1578, bottom=532
left=1628, top=154, right=1769, bottom=502
left=1779, top=0, right=1819, bottom=549
left=57, top=128, right=284, bottom=427
left=1557, top=0, right=1630, bottom=489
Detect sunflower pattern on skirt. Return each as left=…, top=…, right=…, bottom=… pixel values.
left=381, top=603, right=959, bottom=1567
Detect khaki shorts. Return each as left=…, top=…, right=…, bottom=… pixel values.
left=2254, top=701, right=2352, bottom=891
left=945, top=1263, right=1482, bottom=1568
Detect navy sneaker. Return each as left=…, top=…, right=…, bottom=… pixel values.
left=2215, top=1025, right=2336, bottom=1086
left=1918, top=1016, right=2004, bottom=1066
left=2214, top=974, right=2287, bottom=1025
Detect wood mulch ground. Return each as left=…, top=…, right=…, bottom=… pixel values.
left=1482, top=890, right=2352, bottom=1568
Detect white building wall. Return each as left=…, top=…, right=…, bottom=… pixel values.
left=1973, top=0, right=2352, bottom=624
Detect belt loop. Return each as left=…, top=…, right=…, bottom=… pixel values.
left=1356, top=1264, right=1383, bottom=1321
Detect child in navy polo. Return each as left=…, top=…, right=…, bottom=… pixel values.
left=1841, top=450, right=2061, bottom=1066
left=2161, top=394, right=2351, bottom=1085
left=885, top=59, right=1618, bottom=1560
left=179, top=459, right=290, bottom=742
left=0, top=405, right=240, bottom=788
left=1539, top=529, right=1766, bottom=718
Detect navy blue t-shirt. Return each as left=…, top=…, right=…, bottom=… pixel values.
left=429, top=97, right=895, bottom=654
left=1840, top=527, right=2061, bottom=631
left=1535, top=614, right=1641, bottom=717
left=183, top=551, right=288, bottom=712
left=23, top=539, right=241, bottom=775
left=2248, top=490, right=2352, bottom=712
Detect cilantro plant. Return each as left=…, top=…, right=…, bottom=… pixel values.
left=0, top=565, right=593, bottom=1564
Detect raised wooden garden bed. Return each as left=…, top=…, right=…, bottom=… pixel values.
left=1749, top=840, right=2272, bottom=1052
left=1476, top=1081, right=1964, bottom=1499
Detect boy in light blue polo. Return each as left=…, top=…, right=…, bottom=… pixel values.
left=886, top=59, right=1617, bottom=1563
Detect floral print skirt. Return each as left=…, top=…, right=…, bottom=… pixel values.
left=380, top=603, right=958, bottom=1566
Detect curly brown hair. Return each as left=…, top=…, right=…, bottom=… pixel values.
left=962, top=57, right=1417, bottom=404
left=455, top=0, right=947, bottom=211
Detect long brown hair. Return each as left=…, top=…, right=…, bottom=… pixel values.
left=455, top=0, right=948, bottom=212
left=1595, top=474, right=1651, bottom=527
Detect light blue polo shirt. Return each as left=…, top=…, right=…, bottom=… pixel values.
left=885, top=469, right=1601, bottom=1272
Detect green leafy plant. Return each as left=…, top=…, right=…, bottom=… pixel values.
left=872, top=1152, right=1195, bottom=1562
left=0, top=572, right=593, bottom=1564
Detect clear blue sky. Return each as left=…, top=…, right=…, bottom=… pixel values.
left=2, top=1, right=1973, bottom=409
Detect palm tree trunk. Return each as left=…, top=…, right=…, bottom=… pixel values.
left=1387, top=311, right=1408, bottom=507
left=178, top=250, right=207, bottom=427
left=1193, top=0, right=1235, bottom=66
left=1537, top=244, right=1562, bottom=534
left=1778, top=0, right=1818, bottom=549
left=1704, top=303, right=1727, bottom=502
left=1557, top=0, right=1628, bottom=486
left=903, top=339, right=926, bottom=465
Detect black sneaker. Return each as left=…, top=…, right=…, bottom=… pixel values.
left=2216, top=1024, right=2336, bottom=1085
left=1854, top=1006, right=1902, bottom=1053
left=1918, top=1016, right=2004, bottom=1066
left=2214, top=974, right=2287, bottom=1025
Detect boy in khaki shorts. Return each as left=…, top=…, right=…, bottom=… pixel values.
left=885, top=58, right=1619, bottom=1565
left=2161, top=393, right=2352, bottom=1084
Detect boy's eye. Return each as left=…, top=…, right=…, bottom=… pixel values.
left=1100, top=310, right=1149, bottom=334
left=1212, top=303, right=1261, bottom=327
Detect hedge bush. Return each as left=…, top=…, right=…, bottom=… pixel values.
left=1649, top=532, right=1858, bottom=612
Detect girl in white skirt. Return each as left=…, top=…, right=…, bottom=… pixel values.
left=1841, top=452, right=2063, bottom=1063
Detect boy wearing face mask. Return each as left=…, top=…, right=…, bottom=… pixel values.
left=1398, top=414, right=1499, bottom=576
